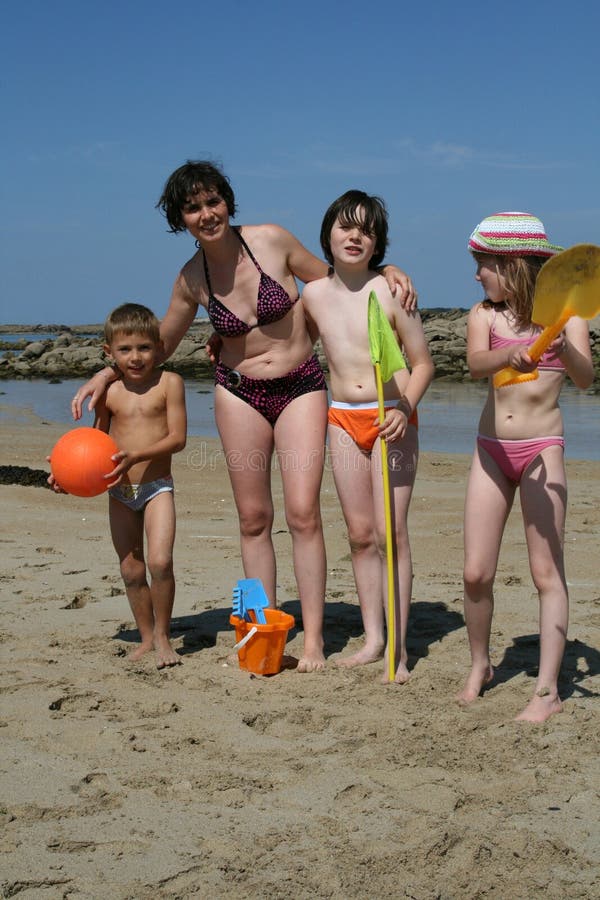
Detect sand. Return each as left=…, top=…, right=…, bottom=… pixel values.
left=1, top=411, right=599, bottom=899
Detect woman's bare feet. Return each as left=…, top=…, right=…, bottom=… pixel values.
left=515, top=688, right=562, bottom=723
left=155, top=635, right=181, bottom=669
left=128, top=640, right=154, bottom=662
left=456, top=663, right=494, bottom=705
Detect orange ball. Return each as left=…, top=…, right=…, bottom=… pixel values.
left=50, top=427, right=118, bottom=497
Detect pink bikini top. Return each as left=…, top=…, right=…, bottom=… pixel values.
left=489, top=308, right=565, bottom=371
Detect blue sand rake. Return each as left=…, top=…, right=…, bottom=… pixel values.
left=232, top=578, right=268, bottom=625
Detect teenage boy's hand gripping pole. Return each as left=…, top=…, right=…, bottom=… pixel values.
left=368, top=291, right=407, bottom=684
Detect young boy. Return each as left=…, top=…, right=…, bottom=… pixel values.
left=302, top=191, right=434, bottom=683
left=55, top=303, right=187, bottom=668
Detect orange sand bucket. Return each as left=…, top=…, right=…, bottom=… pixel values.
left=229, top=609, right=295, bottom=675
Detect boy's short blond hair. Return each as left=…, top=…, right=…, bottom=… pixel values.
left=104, top=303, right=161, bottom=344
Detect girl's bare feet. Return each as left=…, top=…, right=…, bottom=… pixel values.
left=456, top=664, right=494, bottom=705
left=336, top=640, right=384, bottom=669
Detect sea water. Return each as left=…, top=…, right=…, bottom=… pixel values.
left=1, top=379, right=599, bottom=460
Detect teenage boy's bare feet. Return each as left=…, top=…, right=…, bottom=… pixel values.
left=336, top=641, right=384, bottom=669
left=381, top=659, right=411, bottom=685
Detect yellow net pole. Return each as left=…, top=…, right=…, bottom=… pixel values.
left=375, top=361, right=396, bottom=683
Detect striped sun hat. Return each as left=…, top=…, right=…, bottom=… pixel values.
left=468, top=212, right=563, bottom=257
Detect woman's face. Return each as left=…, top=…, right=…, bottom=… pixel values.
left=180, top=189, right=229, bottom=243
left=474, top=254, right=507, bottom=303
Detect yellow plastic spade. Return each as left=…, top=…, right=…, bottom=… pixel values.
left=493, top=244, right=600, bottom=388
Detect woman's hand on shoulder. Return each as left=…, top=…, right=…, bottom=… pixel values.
left=71, top=367, right=120, bottom=420
left=381, top=265, right=417, bottom=310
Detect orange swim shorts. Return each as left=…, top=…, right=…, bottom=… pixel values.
left=327, top=400, right=418, bottom=453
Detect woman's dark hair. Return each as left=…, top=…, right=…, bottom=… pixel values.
left=156, top=160, right=236, bottom=233
left=320, top=190, right=389, bottom=268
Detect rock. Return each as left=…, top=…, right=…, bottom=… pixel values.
left=1, top=312, right=598, bottom=387
left=54, top=333, right=73, bottom=347
left=20, top=341, right=50, bottom=360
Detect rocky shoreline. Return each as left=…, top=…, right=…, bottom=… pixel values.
left=1, top=310, right=599, bottom=386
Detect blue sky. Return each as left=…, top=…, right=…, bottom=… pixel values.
left=2, top=0, right=599, bottom=324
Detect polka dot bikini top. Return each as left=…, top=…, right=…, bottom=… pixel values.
left=204, top=229, right=298, bottom=338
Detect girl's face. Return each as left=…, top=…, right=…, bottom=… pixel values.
left=474, top=254, right=507, bottom=303
left=180, top=189, right=229, bottom=244
left=329, top=208, right=377, bottom=267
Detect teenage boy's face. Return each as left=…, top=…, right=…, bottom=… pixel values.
left=104, top=331, right=160, bottom=381
left=329, top=208, right=377, bottom=267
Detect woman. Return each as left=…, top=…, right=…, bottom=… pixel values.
left=73, top=160, right=416, bottom=672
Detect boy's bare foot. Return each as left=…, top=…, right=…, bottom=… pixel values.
left=456, top=664, right=494, bottom=705
left=128, top=641, right=154, bottom=662
left=297, top=652, right=326, bottom=673
left=336, top=642, right=384, bottom=669
left=155, top=635, right=181, bottom=670
left=515, top=688, right=562, bottom=723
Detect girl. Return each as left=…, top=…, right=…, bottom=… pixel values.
left=457, top=212, right=594, bottom=722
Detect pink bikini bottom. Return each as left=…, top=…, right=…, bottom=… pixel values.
left=477, top=434, right=564, bottom=484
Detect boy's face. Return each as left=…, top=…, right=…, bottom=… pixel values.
left=329, top=208, right=377, bottom=268
left=104, top=331, right=161, bottom=381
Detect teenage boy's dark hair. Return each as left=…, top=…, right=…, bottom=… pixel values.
left=320, top=190, right=389, bottom=269
left=156, top=160, right=237, bottom=233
